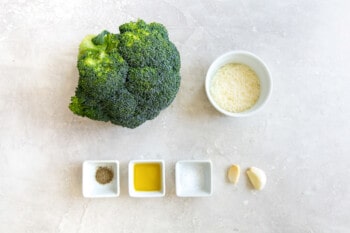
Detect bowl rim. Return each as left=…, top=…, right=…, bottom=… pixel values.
left=205, top=50, right=272, bottom=117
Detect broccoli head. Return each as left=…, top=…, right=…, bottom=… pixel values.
left=69, top=20, right=181, bottom=128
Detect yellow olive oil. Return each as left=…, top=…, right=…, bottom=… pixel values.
left=134, top=163, right=161, bottom=191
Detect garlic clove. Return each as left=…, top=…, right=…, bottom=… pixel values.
left=246, top=167, right=266, bottom=190
left=227, top=164, right=240, bottom=184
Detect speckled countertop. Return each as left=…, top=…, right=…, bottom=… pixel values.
left=0, top=0, right=350, bottom=232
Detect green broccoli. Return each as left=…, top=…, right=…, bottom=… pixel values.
left=69, top=20, right=181, bottom=128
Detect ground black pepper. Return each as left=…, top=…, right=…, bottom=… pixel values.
left=95, top=166, right=114, bottom=184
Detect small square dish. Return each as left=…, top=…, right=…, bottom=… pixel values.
left=176, top=160, right=213, bottom=197
left=82, top=160, right=120, bottom=198
left=128, top=160, right=165, bottom=197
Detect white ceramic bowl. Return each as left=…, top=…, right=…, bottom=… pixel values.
left=176, top=160, right=213, bottom=197
left=128, top=160, right=165, bottom=197
left=205, top=50, right=272, bottom=117
left=82, top=160, right=120, bottom=198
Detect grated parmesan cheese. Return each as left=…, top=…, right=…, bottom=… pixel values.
left=210, top=63, right=260, bottom=113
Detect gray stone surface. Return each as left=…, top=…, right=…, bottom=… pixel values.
left=0, top=0, right=349, bottom=232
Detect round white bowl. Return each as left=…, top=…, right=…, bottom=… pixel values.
left=205, top=50, right=272, bottom=117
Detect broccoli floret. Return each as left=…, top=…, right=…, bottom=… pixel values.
left=69, top=20, right=181, bottom=128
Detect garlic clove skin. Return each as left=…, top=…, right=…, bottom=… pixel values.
left=246, top=167, right=266, bottom=190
